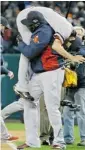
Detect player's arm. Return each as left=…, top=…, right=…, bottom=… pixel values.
left=1, top=66, right=9, bottom=75
left=0, top=56, right=9, bottom=75
left=52, top=38, right=85, bottom=63
left=18, top=26, right=53, bottom=59
left=1, top=66, right=14, bottom=79
left=0, top=56, right=14, bottom=78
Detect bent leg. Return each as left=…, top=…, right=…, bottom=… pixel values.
left=2, top=98, right=24, bottom=119
left=0, top=116, right=10, bottom=141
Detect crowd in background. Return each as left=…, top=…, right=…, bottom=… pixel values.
left=1, top=1, right=85, bottom=53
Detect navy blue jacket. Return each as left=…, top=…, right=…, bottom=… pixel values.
left=76, top=45, right=85, bottom=88
left=18, top=24, right=53, bottom=59
left=76, top=63, right=85, bottom=88
left=18, top=24, right=66, bottom=72
left=68, top=37, right=82, bottom=53
left=69, top=45, right=85, bottom=89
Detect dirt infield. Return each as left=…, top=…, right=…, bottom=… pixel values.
left=1, top=130, right=25, bottom=150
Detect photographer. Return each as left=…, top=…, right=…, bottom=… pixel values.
left=63, top=27, right=85, bottom=146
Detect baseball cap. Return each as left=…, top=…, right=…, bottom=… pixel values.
left=1, top=16, right=11, bottom=29
left=21, top=11, right=47, bottom=26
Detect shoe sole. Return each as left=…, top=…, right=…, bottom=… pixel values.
left=14, top=87, right=34, bottom=101
left=14, top=88, right=26, bottom=99
left=8, top=139, right=18, bottom=141
left=13, top=87, right=20, bottom=95
left=14, top=88, right=31, bottom=101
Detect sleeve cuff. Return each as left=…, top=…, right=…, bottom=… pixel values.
left=54, top=32, right=64, bottom=44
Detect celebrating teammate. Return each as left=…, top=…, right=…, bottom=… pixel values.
left=0, top=16, right=18, bottom=142
left=16, top=7, right=85, bottom=150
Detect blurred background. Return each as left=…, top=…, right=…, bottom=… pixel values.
left=1, top=1, right=85, bottom=120
left=1, top=1, right=85, bottom=53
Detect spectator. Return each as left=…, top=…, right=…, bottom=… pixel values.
left=1, top=1, right=85, bottom=53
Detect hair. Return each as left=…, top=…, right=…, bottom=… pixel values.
left=74, top=26, right=85, bottom=37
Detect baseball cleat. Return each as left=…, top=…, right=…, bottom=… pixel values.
left=13, top=86, right=34, bottom=101
left=17, top=143, right=30, bottom=149
left=42, top=140, right=50, bottom=145
left=77, top=141, right=85, bottom=146
left=1, top=136, right=19, bottom=142
left=8, top=136, right=19, bottom=141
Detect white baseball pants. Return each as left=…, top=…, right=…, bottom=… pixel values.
left=15, top=54, right=33, bottom=92
left=24, top=68, right=65, bottom=147
left=0, top=116, right=11, bottom=141
left=2, top=98, right=24, bottom=120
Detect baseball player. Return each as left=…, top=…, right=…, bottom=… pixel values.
left=14, top=6, right=73, bottom=99
left=15, top=6, right=85, bottom=99
left=16, top=7, right=85, bottom=150
left=0, top=16, right=18, bottom=142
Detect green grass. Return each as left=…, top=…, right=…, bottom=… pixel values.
left=6, top=122, right=24, bottom=130
left=6, top=122, right=85, bottom=150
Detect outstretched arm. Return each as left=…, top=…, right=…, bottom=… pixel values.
left=52, top=39, right=85, bottom=63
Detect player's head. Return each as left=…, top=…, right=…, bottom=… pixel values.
left=0, top=16, right=11, bottom=32
left=64, top=29, right=82, bottom=52
left=65, top=26, right=85, bottom=51
left=21, top=11, right=47, bottom=32
left=64, top=30, right=77, bottom=50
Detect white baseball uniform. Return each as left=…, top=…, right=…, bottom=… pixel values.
left=16, top=6, right=73, bottom=92
left=0, top=35, right=11, bottom=142
left=0, top=115, right=11, bottom=141
left=15, top=54, right=33, bottom=92
left=1, top=98, right=24, bottom=120
left=16, top=6, right=73, bottom=148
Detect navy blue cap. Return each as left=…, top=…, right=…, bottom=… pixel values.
left=21, top=11, right=47, bottom=26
